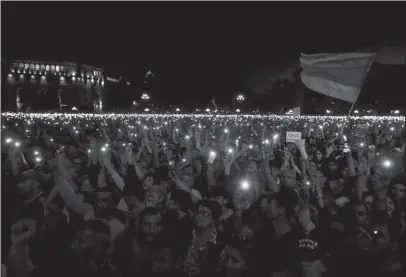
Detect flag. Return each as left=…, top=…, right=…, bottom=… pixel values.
left=292, top=106, right=301, bottom=116
left=359, top=46, right=405, bottom=65
left=212, top=98, right=218, bottom=110
left=300, top=53, right=374, bottom=103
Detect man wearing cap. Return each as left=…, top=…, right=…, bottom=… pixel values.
left=15, top=169, right=48, bottom=222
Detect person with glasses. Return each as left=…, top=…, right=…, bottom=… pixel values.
left=177, top=200, right=223, bottom=277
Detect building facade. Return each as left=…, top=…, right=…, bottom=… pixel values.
left=2, top=60, right=105, bottom=112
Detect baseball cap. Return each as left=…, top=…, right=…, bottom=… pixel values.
left=16, top=169, right=45, bottom=183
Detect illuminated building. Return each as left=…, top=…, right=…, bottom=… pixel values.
left=2, top=60, right=105, bottom=112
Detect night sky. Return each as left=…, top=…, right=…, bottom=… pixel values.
left=2, top=1, right=405, bottom=109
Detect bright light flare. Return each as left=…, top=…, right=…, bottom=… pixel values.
left=241, top=180, right=250, bottom=190
left=382, top=159, right=393, bottom=168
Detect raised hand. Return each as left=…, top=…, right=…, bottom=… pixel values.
left=11, top=218, right=37, bottom=245
left=223, top=153, right=234, bottom=168
left=294, top=139, right=306, bottom=151
left=326, top=144, right=334, bottom=157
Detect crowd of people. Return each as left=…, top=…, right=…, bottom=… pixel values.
left=1, top=113, right=405, bottom=277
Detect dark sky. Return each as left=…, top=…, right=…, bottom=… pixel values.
left=2, top=1, right=405, bottom=108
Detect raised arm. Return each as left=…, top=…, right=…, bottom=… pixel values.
left=132, top=152, right=146, bottom=180
left=100, top=151, right=125, bottom=191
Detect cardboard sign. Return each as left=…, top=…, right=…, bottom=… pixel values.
left=286, top=131, right=302, bottom=143
left=353, top=123, right=369, bottom=138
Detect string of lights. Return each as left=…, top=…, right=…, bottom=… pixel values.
left=2, top=112, right=404, bottom=127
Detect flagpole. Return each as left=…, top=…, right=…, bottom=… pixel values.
left=340, top=54, right=376, bottom=133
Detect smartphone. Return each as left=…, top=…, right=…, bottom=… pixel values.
left=343, top=143, right=351, bottom=153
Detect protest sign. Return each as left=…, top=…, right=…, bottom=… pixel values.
left=286, top=131, right=302, bottom=142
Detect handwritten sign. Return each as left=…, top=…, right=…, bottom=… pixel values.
left=286, top=131, right=302, bottom=143
left=353, top=123, right=369, bottom=138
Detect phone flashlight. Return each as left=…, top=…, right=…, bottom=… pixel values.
left=360, top=142, right=365, bottom=148
left=224, top=128, right=229, bottom=133
left=88, top=149, right=91, bottom=153
left=101, top=147, right=107, bottom=152
left=264, top=139, right=270, bottom=145
left=306, top=181, right=311, bottom=186
left=227, top=148, right=233, bottom=154
left=5, top=138, right=13, bottom=144
left=35, top=157, right=42, bottom=163
left=185, top=135, right=190, bottom=140
left=390, top=127, right=395, bottom=131
left=273, top=134, right=279, bottom=139
left=182, top=158, right=186, bottom=163
left=249, top=144, right=253, bottom=149
left=15, top=142, right=21, bottom=147
left=169, top=160, right=174, bottom=166
left=343, top=143, right=350, bottom=153
left=241, top=180, right=250, bottom=190
left=34, top=151, right=39, bottom=155
left=319, top=125, right=323, bottom=129
left=382, top=159, right=393, bottom=168
left=210, top=151, right=217, bottom=157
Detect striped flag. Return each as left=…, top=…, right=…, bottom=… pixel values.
left=300, top=53, right=375, bottom=103
left=292, top=106, right=301, bottom=115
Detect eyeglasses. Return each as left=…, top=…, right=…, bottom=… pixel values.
left=197, top=210, right=212, bottom=217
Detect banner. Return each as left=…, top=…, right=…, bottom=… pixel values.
left=300, top=53, right=374, bottom=103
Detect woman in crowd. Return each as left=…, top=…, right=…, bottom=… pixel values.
left=1, top=114, right=405, bottom=277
